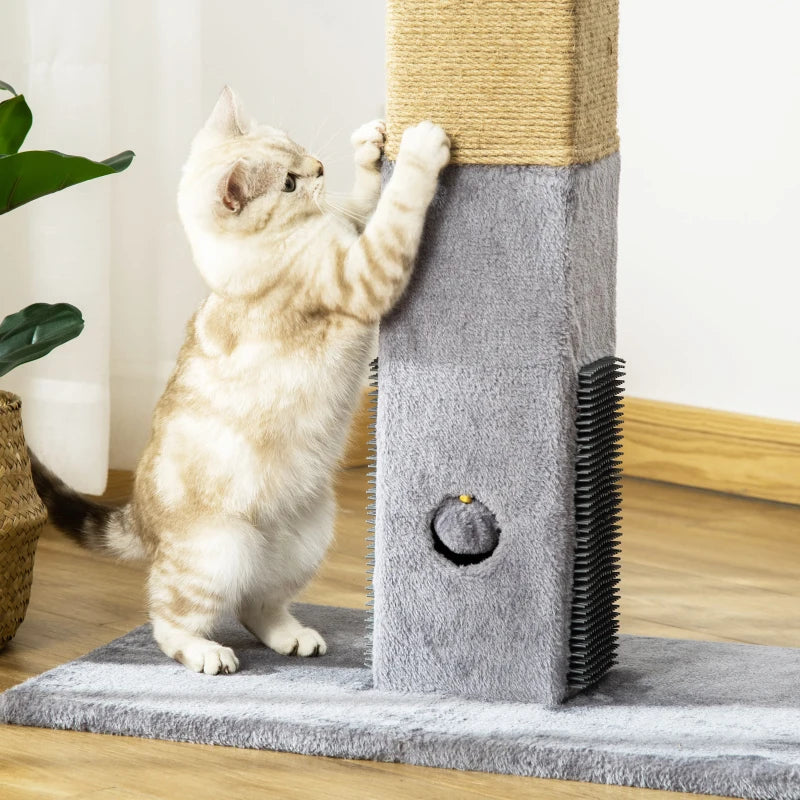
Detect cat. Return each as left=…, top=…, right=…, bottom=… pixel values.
left=30, top=86, right=450, bottom=674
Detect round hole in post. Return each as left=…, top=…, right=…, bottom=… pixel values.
left=430, top=495, right=500, bottom=566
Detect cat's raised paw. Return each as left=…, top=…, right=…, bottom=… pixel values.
left=398, top=121, right=451, bottom=173
left=351, top=119, right=386, bottom=167
left=178, top=642, right=240, bottom=675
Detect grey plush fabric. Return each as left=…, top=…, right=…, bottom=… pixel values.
left=2, top=604, right=799, bottom=800
left=373, top=155, right=619, bottom=703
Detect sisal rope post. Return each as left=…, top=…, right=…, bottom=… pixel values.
left=385, top=0, right=619, bottom=166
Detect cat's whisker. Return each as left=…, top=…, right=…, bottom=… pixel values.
left=324, top=205, right=371, bottom=219
left=314, top=196, right=329, bottom=217
left=309, top=114, right=334, bottom=147
left=310, top=113, right=330, bottom=151
left=317, top=157, right=351, bottom=170
left=313, top=146, right=353, bottom=166
left=324, top=206, right=365, bottom=224
left=325, top=190, right=378, bottom=200
left=314, top=125, right=346, bottom=160
left=321, top=200, right=370, bottom=225
left=324, top=196, right=382, bottom=213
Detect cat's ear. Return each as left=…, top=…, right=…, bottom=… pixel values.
left=218, top=160, right=249, bottom=213
left=205, top=86, right=251, bottom=138
left=217, top=159, right=281, bottom=214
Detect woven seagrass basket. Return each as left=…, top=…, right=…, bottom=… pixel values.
left=0, top=390, right=47, bottom=649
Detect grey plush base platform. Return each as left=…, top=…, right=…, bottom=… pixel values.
left=2, top=604, right=798, bottom=800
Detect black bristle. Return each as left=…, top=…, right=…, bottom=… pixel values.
left=568, top=356, right=625, bottom=694
left=364, top=357, right=379, bottom=669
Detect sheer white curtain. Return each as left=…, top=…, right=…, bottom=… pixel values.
left=1, top=0, right=384, bottom=493
left=106, top=0, right=207, bottom=480
left=2, top=0, right=116, bottom=494
left=0, top=0, right=205, bottom=493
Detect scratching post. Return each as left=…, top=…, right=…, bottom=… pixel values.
left=370, top=0, right=623, bottom=704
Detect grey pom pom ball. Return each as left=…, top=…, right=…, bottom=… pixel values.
left=431, top=495, right=500, bottom=564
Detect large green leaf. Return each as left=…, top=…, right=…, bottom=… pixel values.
left=0, top=94, right=32, bottom=154
left=0, top=302, right=84, bottom=377
left=0, top=149, right=134, bottom=214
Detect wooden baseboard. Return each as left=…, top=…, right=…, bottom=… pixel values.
left=344, top=387, right=800, bottom=505
left=622, top=397, right=800, bottom=505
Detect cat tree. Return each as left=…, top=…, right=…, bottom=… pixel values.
left=3, top=3, right=799, bottom=797
left=370, top=0, right=623, bottom=705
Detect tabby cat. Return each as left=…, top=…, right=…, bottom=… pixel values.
left=31, top=87, right=450, bottom=674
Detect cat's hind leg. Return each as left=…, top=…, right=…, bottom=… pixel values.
left=151, top=617, right=239, bottom=675
left=148, top=516, right=262, bottom=674
left=239, top=493, right=334, bottom=657
left=240, top=600, right=327, bottom=657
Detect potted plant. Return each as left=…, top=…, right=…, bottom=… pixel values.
left=0, top=80, right=133, bottom=647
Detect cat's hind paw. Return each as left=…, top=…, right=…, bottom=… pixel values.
left=178, top=642, right=240, bottom=675
left=351, top=119, right=386, bottom=168
left=267, top=624, right=327, bottom=657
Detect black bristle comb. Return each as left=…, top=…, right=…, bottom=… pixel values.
left=568, top=356, right=625, bottom=694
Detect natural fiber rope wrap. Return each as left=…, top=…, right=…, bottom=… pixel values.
left=0, top=391, right=46, bottom=647
left=385, top=0, right=619, bottom=166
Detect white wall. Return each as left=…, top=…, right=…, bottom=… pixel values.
left=105, top=0, right=385, bottom=468
left=93, top=0, right=800, bottom=469
left=190, top=1, right=800, bottom=428
left=617, top=0, right=800, bottom=422
left=5, top=2, right=795, bottom=475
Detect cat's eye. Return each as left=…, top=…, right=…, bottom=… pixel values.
left=283, top=173, right=297, bottom=193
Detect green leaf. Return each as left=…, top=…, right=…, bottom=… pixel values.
left=0, top=149, right=134, bottom=214
left=0, top=94, right=33, bottom=154
left=0, top=303, right=84, bottom=378
left=0, top=81, right=17, bottom=96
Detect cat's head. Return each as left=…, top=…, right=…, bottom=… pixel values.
left=178, top=87, right=324, bottom=292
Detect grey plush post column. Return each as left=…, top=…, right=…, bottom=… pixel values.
left=370, top=0, right=623, bottom=705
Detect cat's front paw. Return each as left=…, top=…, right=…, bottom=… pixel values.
left=398, top=121, right=451, bottom=173
left=351, top=119, right=386, bottom=168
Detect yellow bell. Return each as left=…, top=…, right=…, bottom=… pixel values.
left=459, top=494, right=473, bottom=504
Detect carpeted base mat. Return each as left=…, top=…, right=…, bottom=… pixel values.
left=1, top=604, right=798, bottom=799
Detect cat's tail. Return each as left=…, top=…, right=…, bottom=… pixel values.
left=28, top=449, right=146, bottom=561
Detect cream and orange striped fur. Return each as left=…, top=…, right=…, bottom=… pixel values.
left=32, top=87, right=450, bottom=674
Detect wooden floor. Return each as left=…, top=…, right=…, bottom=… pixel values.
left=1, top=469, right=798, bottom=799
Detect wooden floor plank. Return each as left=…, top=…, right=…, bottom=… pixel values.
left=1, top=468, right=798, bottom=799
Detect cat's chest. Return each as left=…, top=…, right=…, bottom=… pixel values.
left=227, top=323, right=367, bottom=390
left=165, top=319, right=373, bottom=512
left=188, top=316, right=373, bottom=420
